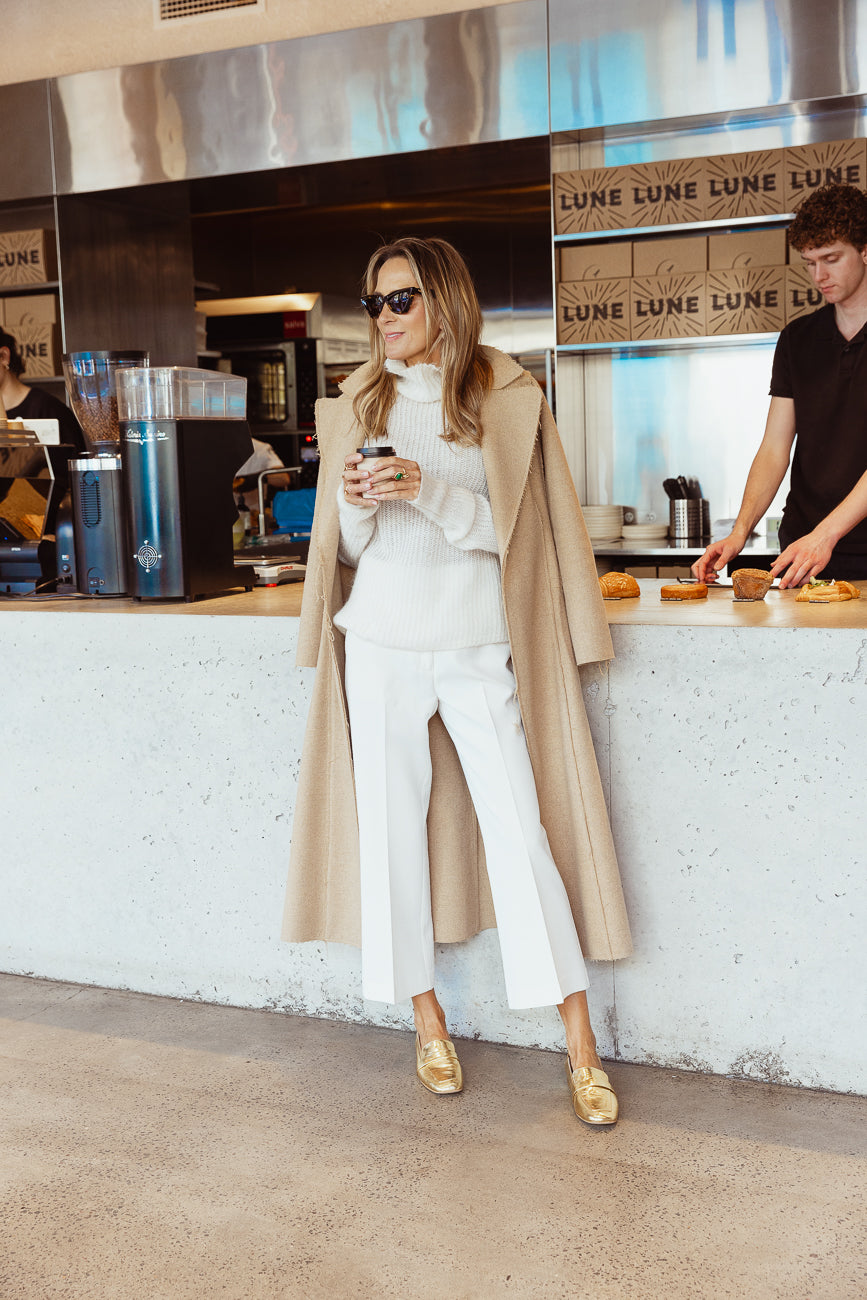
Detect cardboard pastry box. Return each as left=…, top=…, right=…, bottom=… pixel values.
left=0, top=229, right=57, bottom=287
left=708, top=229, right=787, bottom=269
left=785, top=267, right=825, bottom=324
left=706, top=267, right=785, bottom=335
left=632, top=234, right=707, bottom=277
left=630, top=273, right=706, bottom=340
left=623, top=158, right=705, bottom=227
left=558, top=240, right=632, bottom=281
left=704, top=150, right=786, bottom=221
left=553, top=167, right=633, bottom=235
left=785, top=139, right=867, bottom=212
left=1, top=293, right=61, bottom=378
left=557, top=279, right=631, bottom=345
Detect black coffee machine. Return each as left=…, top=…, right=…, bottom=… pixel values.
left=116, top=366, right=253, bottom=600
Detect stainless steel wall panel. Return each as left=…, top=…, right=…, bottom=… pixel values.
left=550, top=0, right=867, bottom=134
left=50, top=1, right=548, bottom=195
left=0, top=81, right=53, bottom=202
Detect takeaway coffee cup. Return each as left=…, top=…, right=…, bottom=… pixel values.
left=357, top=445, right=396, bottom=458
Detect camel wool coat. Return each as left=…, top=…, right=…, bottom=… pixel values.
left=281, top=346, right=632, bottom=962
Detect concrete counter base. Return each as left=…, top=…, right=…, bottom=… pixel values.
left=0, top=603, right=863, bottom=1093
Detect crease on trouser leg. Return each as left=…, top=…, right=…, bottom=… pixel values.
left=345, top=633, right=437, bottom=1005
left=435, top=643, right=589, bottom=1010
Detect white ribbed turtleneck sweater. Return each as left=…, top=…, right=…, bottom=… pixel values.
left=333, top=359, right=508, bottom=650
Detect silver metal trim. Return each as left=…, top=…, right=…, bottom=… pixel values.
left=50, top=1, right=547, bottom=194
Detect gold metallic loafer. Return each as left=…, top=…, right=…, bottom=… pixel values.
left=565, top=1057, right=618, bottom=1126
left=416, top=1035, right=463, bottom=1095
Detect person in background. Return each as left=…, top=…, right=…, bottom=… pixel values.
left=0, top=328, right=85, bottom=451
left=282, top=236, right=631, bottom=1126
left=235, top=436, right=292, bottom=512
left=694, top=184, right=867, bottom=587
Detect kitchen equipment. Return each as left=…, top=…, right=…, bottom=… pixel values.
left=62, top=350, right=149, bottom=595
left=669, top=498, right=711, bottom=541
left=63, top=351, right=149, bottom=453
left=117, top=366, right=254, bottom=601
left=210, top=339, right=323, bottom=480
left=0, top=427, right=74, bottom=594
left=68, top=454, right=128, bottom=595
left=233, top=555, right=305, bottom=585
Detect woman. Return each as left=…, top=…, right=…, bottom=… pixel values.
left=282, top=237, right=631, bottom=1125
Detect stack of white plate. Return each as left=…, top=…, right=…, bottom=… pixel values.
left=620, top=522, right=670, bottom=543
left=582, top=504, right=624, bottom=543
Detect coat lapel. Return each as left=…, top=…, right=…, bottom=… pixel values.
left=481, top=382, right=543, bottom=560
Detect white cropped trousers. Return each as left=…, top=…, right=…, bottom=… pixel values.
left=344, top=632, right=589, bottom=1009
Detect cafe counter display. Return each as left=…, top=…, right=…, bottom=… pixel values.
left=1, top=580, right=863, bottom=1094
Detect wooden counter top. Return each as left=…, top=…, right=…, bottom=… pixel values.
left=2, top=584, right=305, bottom=617
left=3, top=577, right=866, bottom=629
left=602, top=579, right=867, bottom=629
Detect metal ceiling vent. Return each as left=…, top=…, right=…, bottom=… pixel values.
left=157, top=0, right=264, bottom=22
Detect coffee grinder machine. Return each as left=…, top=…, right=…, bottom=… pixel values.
left=63, top=350, right=149, bottom=596
left=116, top=366, right=253, bottom=600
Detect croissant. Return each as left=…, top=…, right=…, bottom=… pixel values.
left=598, top=571, right=640, bottom=599
left=660, top=582, right=707, bottom=600
left=795, top=580, right=861, bottom=603
left=731, top=568, right=774, bottom=601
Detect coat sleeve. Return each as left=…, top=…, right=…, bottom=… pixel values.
left=539, top=398, right=614, bottom=667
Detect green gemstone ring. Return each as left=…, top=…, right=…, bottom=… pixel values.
left=395, top=470, right=405, bottom=480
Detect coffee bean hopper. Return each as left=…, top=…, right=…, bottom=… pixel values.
left=116, top=366, right=253, bottom=600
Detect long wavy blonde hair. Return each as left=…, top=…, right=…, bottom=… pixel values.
left=352, top=237, right=493, bottom=448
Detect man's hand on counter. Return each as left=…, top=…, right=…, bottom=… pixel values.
left=770, top=529, right=835, bottom=589
left=691, top=532, right=745, bottom=583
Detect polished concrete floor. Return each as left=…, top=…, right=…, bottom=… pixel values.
left=1, top=973, right=865, bottom=1300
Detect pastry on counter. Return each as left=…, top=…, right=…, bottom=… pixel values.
left=794, top=579, right=861, bottom=603
left=660, top=581, right=708, bottom=601
left=731, top=568, right=774, bottom=601
left=598, top=571, right=640, bottom=599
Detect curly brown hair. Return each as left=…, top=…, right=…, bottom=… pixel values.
left=788, top=183, right=867, bottom=252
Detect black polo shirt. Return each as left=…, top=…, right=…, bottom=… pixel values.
left=770, top=303, right=867, bottom=573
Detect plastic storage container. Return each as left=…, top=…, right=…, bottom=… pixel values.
left=116, top=367, right=247, bottom=422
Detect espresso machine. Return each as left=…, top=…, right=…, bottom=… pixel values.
left=116, top=366, right=253, bottom=600
left=63, top=350, right=149, bottom=596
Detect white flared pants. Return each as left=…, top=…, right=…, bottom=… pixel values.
left=344, top=632, right=589, bottom=1009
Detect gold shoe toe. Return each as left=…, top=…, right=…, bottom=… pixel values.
left=416, top=1035, right=463, bottom=1095
left=566, top=1058, right=618, bottom=1126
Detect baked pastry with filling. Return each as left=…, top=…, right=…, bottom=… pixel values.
left=794, top=579, right=861, bottom=603
left=731, top=568, right=774, bottom=601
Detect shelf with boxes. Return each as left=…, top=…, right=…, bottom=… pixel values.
left=0, top=225, right=63, bottom=381
left=553, top=138, right=862, bottom=349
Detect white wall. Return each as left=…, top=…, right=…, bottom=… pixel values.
left=0, top=607, right=864, bottom=1093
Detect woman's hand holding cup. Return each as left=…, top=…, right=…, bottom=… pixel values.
left=343, top=446, right=421, bottom=504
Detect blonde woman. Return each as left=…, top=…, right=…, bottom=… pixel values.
left=283, top=237, right=631, bottom=1125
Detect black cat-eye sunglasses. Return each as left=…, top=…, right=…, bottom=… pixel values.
left=360, top=287, right=423, bottom=319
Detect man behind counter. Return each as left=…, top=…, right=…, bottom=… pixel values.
left=694, top=183, right=867, bottom=588
left=0, top=328, right=85, bottom=451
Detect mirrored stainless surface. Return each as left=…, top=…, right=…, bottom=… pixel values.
left=550, top=0, right=867, bottom=134
left=50, top=1, right=547, bottom=195
left=0, top=81, right=54, bottom=202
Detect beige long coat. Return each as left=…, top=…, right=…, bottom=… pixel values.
left=281, top=346, right=632, bottom=962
